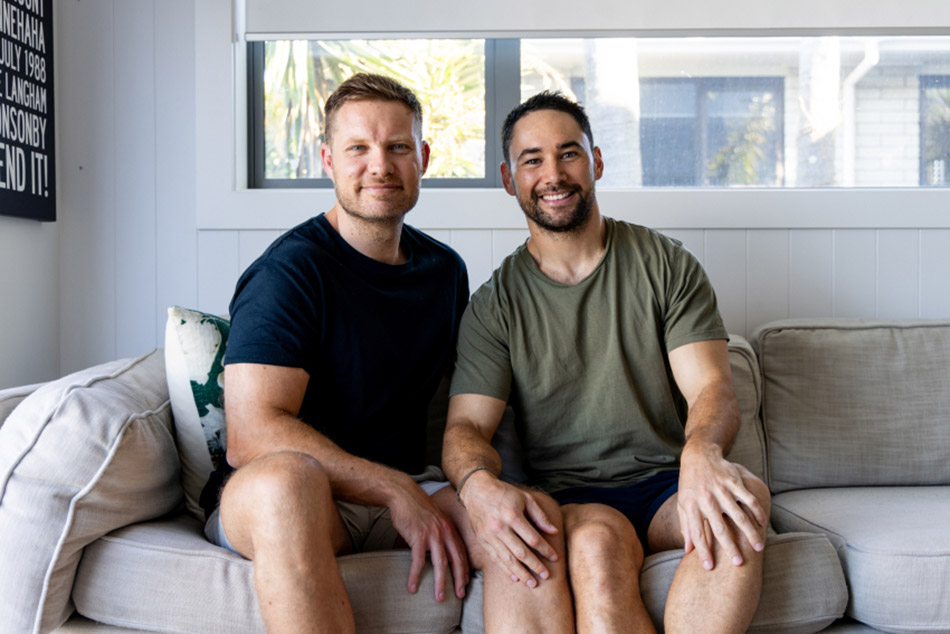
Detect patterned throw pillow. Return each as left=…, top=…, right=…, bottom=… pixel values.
left=164, top=306, right=230, bottom=521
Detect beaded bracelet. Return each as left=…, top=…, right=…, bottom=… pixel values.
left=455, top=466, right=491, bottom=508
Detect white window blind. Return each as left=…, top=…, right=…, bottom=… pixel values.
left=241, top=0, right=950, bottom=41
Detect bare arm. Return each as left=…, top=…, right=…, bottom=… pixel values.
left=669, top=340, right=769, bottom=569
left=443, top=393, right=560, bottom=587
left=225, top=363, right=468, bottom=600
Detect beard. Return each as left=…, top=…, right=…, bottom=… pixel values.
left=516, top=182, right=595, bottom=234
left=334, top=179, right=420, bottom=227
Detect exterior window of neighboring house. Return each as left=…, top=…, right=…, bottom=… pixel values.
left=920, top=75, right=950, bottom=187
left=639, top=78, right=784, bottom=187
left=249, top=36, right=950, bottom=189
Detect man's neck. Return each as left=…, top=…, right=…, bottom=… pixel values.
left=325, top=205, right=407, bottom=265
left=525, top=208, right=606, bottom=285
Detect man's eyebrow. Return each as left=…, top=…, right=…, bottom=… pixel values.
left=515, top=141, right=582, bottom=161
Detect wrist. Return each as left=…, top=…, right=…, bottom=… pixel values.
left=455, top=466, right=495, bottom=509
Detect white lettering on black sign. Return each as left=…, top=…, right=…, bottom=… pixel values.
left=0, top=0, right=52, bottom=220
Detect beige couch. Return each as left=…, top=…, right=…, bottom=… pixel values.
left=1, top=318, right=947, bottom=633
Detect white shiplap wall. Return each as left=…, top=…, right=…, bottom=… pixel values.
left=194, top=227, right=950, bottom=339
left=45, top=0, right=950, bottom=383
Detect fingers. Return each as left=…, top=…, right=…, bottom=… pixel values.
left=407, top=540, right=426, bottom=596
left=524, top=495, right=559, bottom=538
left=443, top=527, right=470, bottom=599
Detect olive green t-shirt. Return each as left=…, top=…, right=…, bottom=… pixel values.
left=450, top=218, right=727, bottom=493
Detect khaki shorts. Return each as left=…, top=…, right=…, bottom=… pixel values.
left=205, top=465, right=450, bottom=555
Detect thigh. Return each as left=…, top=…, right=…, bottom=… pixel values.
left=217, top=451, right=353, bottom=560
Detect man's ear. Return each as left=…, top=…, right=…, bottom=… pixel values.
left=593, top=146, right=604, bottom=181
left=320, top=143, right=334, bottom=181
left=500, top=161, right=516, bottom=196
left=420, top=140, right=431, bottom=176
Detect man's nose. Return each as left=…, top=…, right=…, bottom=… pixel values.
left=368, top=148, right=394, bottom=176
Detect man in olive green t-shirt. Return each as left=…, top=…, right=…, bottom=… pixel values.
left=440, top=92, right=771, bottom=634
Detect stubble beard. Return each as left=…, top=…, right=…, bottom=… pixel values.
left=335, top=180, right=420, bottom=229
left=518, top=183, right=595, bottom=235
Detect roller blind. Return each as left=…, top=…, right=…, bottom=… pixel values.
left=242, top=0, right=950, bottom=40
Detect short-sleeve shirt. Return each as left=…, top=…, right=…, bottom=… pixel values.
left=450, top=217, right=726, bottom=493
left=225, top=214, right=469, bottom=476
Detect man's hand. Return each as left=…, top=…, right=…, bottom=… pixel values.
left=459, top=470, right=560, bottom=588
left=386, top=477, right=470, bottom=602
left=677, top=440, right=768, bottom=570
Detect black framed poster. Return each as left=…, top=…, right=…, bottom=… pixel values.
left=0, top=0, right=54, bottom=221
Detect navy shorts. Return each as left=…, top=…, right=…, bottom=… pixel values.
left=551, top=470, right=679, bottom=550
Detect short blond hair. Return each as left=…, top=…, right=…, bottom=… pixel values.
left=323, top=73, right=423, bottom=144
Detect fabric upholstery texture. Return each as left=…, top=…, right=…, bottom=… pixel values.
left=74, top=513, right=462, bottom=634
left=771, top=487, right=950, bottom=634
left=753, top=319, right=950, bottom=493
left=0, top=382, right=43, bottom=429
left=164, top=306, right=230, bottom=520
left=0, top=351, right=181, bottom=634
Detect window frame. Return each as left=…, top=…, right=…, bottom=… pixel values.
left=919, top=74, right=950, bottom=187
left=247, top=39, right=522, bottom=189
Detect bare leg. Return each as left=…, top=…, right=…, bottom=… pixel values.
left=651, top=468, right=771, bottom=634
left=435, top=487, right=575, bottom=634
left=561, top=503, right=657, bottom=634
left=219, top=451, right=356, bottom=634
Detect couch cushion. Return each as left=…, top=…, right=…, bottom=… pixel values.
left=73, top=512, right=462, bottom=634
left=641, top=532, right=847, bottom=634
left=753, top=319, right=950, bottom=493
left=771, top=486, right=950, bottom=634
left=0, top=351, right=181, bottom=634
left=461, top=531, right=846, bottom=634
left=164, top=306, right=230, bottom=520
left=724, top=334, right=766, bottom=483
left=0, top=381, right=44, bottom=428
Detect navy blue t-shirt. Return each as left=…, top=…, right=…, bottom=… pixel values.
left=224, top=214, right=468, bottom=476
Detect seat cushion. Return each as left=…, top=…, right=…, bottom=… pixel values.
left=641, top=532, right=847, bottom=634
left=73, top=513, right=462, bottom=634
left=461, top=532, right=846, bottom=634
left=753, top=319, right=950, bottom=493
left=772, top=487, right=950, bottom=633
left=0, top=351, right=181, bottom=634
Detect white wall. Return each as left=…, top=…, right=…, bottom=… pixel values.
left=5, top=0, right=944, bottom=387
left=0, top=216, right=58, bottom=389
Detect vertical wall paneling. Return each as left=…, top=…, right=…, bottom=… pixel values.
left=747, top=230, right=791, bottom=331
left=155, top=0, right=198, bottom=338
left=114, top=0, right=158, bottom=360
left=197, top=231, right=242, bottom=317
left=877, top=230, right=920, bottom=319
left=833, top=229, right=877, bottom=318
left=920, top=230, right=950, bottom=319
left=703, top=230, right=748, bottom=336
left=449, top=230, right=494, bottom=291
left=789, top=230, right=834, bottom=319
left=0, top=218, right=59, bottom=388
left=238, top=231, right=283, bottom=272
left=491, top=229, right=530, bottom=270
left=58, top=0, right=118, bottom=375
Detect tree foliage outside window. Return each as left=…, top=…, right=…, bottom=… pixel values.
left=263, top=40, right=486, bottom=180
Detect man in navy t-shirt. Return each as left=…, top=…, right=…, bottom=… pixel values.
left=206, top=73, right=470, bottom=633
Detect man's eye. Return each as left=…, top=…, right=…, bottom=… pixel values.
left=349, top=145, right=366, bottom=152
left=562, top=151, right=578, bottom=159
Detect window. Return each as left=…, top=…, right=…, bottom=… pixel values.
left=249, top=36, right=950, bottom=189
left=920, top=75, right=950, bottom=187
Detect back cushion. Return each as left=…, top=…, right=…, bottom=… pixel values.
left=0, top=350, right=181, bottom=633
left=725, top=335, right=766, bottom=484
left=754, top=319, right=950, bottom=493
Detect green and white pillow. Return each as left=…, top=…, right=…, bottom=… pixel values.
left=164, top=306, right=230, bottom=521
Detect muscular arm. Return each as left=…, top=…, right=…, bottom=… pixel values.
left=669, top=340, right=769, bottom=569
left=443, top=393, right=560, bottom=587
left=226, top=362, right=468, bottom=600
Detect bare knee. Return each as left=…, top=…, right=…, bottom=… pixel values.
left=565, top=505, right=644, bottom=569
left=738, top=466, right=772, bottom=528
left=221, top=451, right=337, bottom=554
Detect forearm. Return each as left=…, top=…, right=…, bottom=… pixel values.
left=442, top=419, right=502, bottom=487
left=228, top=412, right=415, bottom=508
left=682, top=378, right=741, bottom=459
